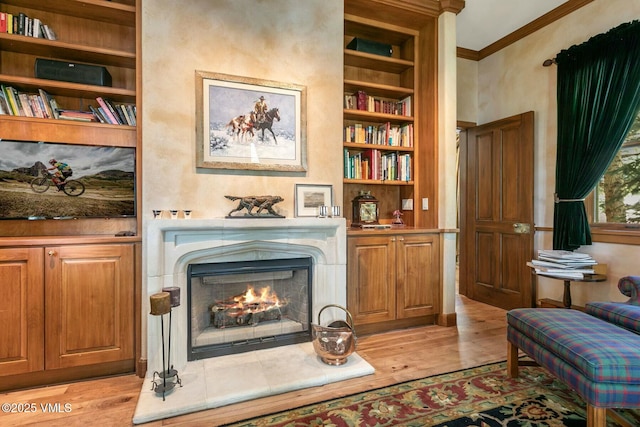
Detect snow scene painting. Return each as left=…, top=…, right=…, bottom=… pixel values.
left=196, top=71, right=307, bottom=172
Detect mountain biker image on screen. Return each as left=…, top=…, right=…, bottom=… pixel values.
left=30, top=159, right=85, bottom=196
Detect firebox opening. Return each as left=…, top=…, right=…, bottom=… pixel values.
left=187, top=257, right=313, bottom=360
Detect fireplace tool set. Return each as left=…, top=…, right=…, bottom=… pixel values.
left=149, top=287, right=183, bottom=400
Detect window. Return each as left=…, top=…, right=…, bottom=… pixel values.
left=591, top=111, right=640, bottom=230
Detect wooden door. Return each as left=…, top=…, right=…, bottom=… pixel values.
left=347, top=235, right=396, bottom=325
left=0, top=248, right=44, bottom=376
left=460, top=112, right=535, bottom=310
left=45, top=244, right=134, bottom=369
left=396, top=233, right=439, bottom=319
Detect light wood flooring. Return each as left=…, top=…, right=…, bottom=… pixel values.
left=0, top=295, right=508, bottom=427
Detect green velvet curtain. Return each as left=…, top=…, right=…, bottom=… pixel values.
left=553, top=20, right=640, bottom=251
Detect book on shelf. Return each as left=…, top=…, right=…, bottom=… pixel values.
left=95, top=97, right=120, bottom=124
left=38, top=89, right=54, bottom=119
left=0, top=12, right=7, bottom=33
left=1, top=11, right=55, bottom=39
left=2, top=85, right=21, bottom=116
left=0, top=90, right=9, bottom=115
left=345, top=90, right=413, bottom=117
left=56, top=109, right=98, bottom=122
left=344, top=148, right=412, bottom=181
left=344, top=121, right=413, bottom=147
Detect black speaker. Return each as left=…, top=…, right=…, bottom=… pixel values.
left=35, top=58, right=112, bottom=87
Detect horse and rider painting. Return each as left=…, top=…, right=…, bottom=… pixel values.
left=197, top=71, right=306, bottom=172
left=226, top=95, right=282, bottom=144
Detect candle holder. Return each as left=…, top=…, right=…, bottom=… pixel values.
left=149, top=291, right=182, bottom=400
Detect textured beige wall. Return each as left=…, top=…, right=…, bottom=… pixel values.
left=456, top=58, right=477, bottom=124
left=141, top=0, right=343, bottom=219
left=475, top=0, right=640, bottom=305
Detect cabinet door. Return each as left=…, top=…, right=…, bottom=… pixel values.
left=396, top=234, right=439, bottom=319
left=347, top=235, right=396, bottom=325
left=45, top=244, right=134, bottom=369
left=0, top=248, right=44, bottom=376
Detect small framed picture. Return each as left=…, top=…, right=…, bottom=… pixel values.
left=295, top=184, right=333, bottom=217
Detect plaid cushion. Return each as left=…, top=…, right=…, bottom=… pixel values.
left=618, top=276, right=640, bottom=305
left=586, top=302, right=640, bottom=333
left=507, top=308, right=640, bottom=384
left=508, top=327, right=640, bottom=408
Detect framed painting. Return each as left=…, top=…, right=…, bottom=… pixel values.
left=295, top=184, right=333, bottom=217
left=195, top=71, right=307, bottom=172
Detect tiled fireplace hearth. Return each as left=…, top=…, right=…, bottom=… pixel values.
left=134, top=218, right=374, bottom=424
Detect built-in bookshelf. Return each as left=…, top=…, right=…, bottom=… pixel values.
left=0, top=1, right=136, bottom=128
left=0, top=0, right=141, bottom=390
left=343, top=10, right=420, bottom=225
left=0, top=0, right=138, bottom=238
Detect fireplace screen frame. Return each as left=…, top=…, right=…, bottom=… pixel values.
left=187, top=257, right=313, bottom=360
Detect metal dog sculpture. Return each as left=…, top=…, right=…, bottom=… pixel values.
left=225, top=195, right=284, bottom=217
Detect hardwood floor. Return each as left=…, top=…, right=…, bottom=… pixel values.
left=0, top=295, right=508, bottom=427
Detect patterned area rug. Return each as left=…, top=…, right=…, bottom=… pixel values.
left=226, top=361, right=640, bottom=426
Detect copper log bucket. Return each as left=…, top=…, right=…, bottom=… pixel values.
left=311, top=304, right=356, bottom=366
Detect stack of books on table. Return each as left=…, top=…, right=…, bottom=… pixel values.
left=527, top=250, right=598, bottom=280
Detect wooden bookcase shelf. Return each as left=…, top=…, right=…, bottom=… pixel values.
left=343, top=9, right=421, bottom=225
left=343, top=142, right=414, bottom=152
left=1, top=0, right=136, bottom=25
left=0, top=0, right=141, bottom=390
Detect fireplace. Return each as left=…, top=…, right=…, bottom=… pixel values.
left=188, top=257, right=312, bottom=360
left=144, top=217, right=347, bottom=373
left=134, top=218, right=377, bottom=425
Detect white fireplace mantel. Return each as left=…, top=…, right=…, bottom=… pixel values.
left=143, top=217, right=348, bottom=372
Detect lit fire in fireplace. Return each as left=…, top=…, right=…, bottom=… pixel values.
left=210, top=286, right=287, bottom=328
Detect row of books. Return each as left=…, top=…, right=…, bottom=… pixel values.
left=527, top=250, right=598, bottom=280
left=344, top=148, right=412, bottom=182
left=344, top=122, right=413, bottom=147
left=0, top=11, right=57, bottom=40
left=0, top=84, right=136, bottom=126
left=345, top=91, right=412, bottom=117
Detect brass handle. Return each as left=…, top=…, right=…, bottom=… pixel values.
left=513, top=223, right=531, bottom=234
left=48, top=250, right=56, bottom=257
left=390, top=238, right=396, bottom=242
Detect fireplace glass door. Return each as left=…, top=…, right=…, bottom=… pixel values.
left=187, top=257, right=312, bottom=360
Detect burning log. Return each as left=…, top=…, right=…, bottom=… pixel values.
left=209, top=286, right=286, bottom=328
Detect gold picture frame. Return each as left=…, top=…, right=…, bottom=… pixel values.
left=195, top=71, right=307, bottom=172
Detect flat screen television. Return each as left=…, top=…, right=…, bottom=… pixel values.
left=0, top=139, right=135, bottom=220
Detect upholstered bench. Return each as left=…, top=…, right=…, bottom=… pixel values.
left=507, top=308, right=640, bottom=427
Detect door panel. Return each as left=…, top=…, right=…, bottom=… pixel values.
left=0, top=248, right=44, bottom=376
left=347, top=236, right=396, bottom=325
left=45, top=244, right=134, bottom=369
left=461, top=111, right=535, bottom=310
left=397, top=234, right=439, bottom=319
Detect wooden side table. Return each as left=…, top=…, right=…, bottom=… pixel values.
left=537, top=274, right=607, bottom=309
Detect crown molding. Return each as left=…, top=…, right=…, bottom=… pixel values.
left=456, top=47, right=479, bottom=61
left=457, top=0, right=594, bottom=61
left=440, top=0, right=465, bottom=15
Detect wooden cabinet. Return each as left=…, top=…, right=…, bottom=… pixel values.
left=347, top=231, right=440, bottom=334
left=0, top=240, right=135, bottom=391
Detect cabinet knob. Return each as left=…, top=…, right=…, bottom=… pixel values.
left=398, top=237, right=404, bottom=241
left=48, top=250, right=56, bottom=257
